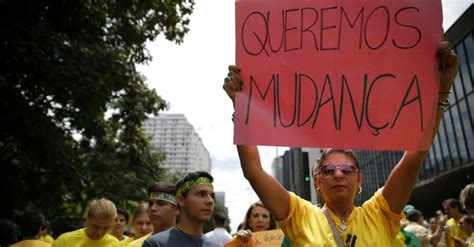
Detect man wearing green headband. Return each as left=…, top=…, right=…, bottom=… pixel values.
left=126, top=182, right=178, bottom=247
left=143, top=171, right=220, bottom=247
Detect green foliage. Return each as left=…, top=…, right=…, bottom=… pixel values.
left=0, top=0, right=195, bottom=219
left=204, top=202, right=232, bottom=234
left=161, top=170, right=186, bottom=184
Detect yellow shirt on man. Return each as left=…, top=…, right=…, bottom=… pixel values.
left=279, top=189, right=402, bottom=246
left=446, top=218, right=469, bottom=247
left=39, top=234, right=55, bottom=243
left=52, top=228, right=118, bottom=247
left=11, top=239, right=51, bottom=247
left=111, top=235, right=133, bottom=247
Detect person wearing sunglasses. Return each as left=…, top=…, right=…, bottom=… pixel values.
left=222, top=41, right=459, bottom=246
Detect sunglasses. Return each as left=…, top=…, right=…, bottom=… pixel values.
left=316, top=164, right=359, bottom=178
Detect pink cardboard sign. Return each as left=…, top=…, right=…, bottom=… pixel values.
left=234, top=0, right=443, bottom=150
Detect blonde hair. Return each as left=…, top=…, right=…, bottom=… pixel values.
left=460, top=183, right=474, bottom=210
left=131, top=203, right=148, bottom=224
left=87, top=198, right=117, bottom=220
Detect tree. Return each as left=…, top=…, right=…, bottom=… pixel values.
left=204, top=202, right=232, bottom=234
left=0, top=0, right=195, bottom=219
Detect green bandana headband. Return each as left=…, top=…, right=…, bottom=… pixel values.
left=149, top=192, right=177, bottom=205
left=177, top=177, right=213, bottom=196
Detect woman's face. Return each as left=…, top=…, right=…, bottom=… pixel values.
left=110, top=214, right=127, bottom=236
left=248, top=206, right=271, bottom=232
left=315, top=153, right=361, bottom=204
left=132, top=212, right=153, bottom=238
left=429, top=218, right=438, bottom=232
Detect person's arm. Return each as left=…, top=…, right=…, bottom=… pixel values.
left=382, top=41, right=459, bottom=214
left=223, top=65, right=290, bottom=221
left=237, top=145, right=290, bottom=220
left=452, top=237, right=466, bottom=247
left=429, top=215, right=448, bottom=246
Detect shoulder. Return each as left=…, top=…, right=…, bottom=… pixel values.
left=144, top=228, right=174, bottom=246
left=362, top=189, right=400, bottom=215
left=203, top=238, right=223, bottom=247
left=12, top=240, right=52, bottom=247
left=41, top=235, right=55, bottom=243
left=278, top=192, right=323, bottom=238
left=55, top=228, right=83, bottom=241
left=446, top=218, right=456, bottom=226
left=287, top=192, right=318, bottom=211
left=361, top=189, right=403, bottom=220
left=204, top=230, right=214, bottom=237
left=103, top=234, right=120, bottom=244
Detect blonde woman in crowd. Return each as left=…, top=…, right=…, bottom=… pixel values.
left=236, top=201, right=291, bottom=247
left=460, top=183, right=474, bottom=215
left=52, top=198, right=119, bottom=247
left=117, top=203, right=153, bottom=246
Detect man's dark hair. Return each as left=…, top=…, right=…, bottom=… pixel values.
left=41, top=220, right=50, bottom=229
left=147, top=182, right=176, bottom=196
left=16, top=209, right=46, bottom=239
left=443, top=198, right=463, bottom=211
left=117, top=208, right=129, bottom=224
left=176, top=171, right=213, bottom=198
left=0, top=219, right=19, bottom=246
left=407, top=209, right=422, bottom=222
left=213, top=213, right=227, bottom=226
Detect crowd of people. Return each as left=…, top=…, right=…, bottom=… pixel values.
left=392, top=190, right=474, bottom=247
left=0, top=36, right=471, bottom=247
left=1, top=171, right=472, bottom=247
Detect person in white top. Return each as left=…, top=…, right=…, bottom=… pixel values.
left=205, top=213, right=232, bottom=245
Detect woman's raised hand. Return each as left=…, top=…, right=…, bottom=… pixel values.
left=222, top=65, right=243, bottom=105
left=437, top=41, right=459, bottom=93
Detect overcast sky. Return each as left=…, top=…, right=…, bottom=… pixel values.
left=137, top=0, right=473, bottom=232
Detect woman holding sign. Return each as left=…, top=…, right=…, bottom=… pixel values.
left=222, top=42, right=458, bottom=246
left=235, top=201, right=291, bottom=246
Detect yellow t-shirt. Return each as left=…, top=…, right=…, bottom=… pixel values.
left=127, top=233, right=152, bottom=247
left=446, top=218, right=469, bottom=247
left=11, top=239, right=52, bottom=247
left=39, top=234, right=55, bottom=243
left=52, top=228, right=119, bottom=247
left=392, top=231, right=407, bottom=247
left=279, top=189, right=402, bottom=246
left=112, top=235, right=133, bottom=247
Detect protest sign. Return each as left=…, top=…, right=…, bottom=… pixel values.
left=224, top=229, right=284, bottom=247
left=234, top=0, right=443, bottom=150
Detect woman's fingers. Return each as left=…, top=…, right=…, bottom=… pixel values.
left=446, top=50, right=459, bottom=68
left=223, top=65, right=243, bottom=95
left=437, top=41, right=450, bottom=71
left=236, top=229, right=252, bottom=242
left=228, top=65, right=241, bottom=73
